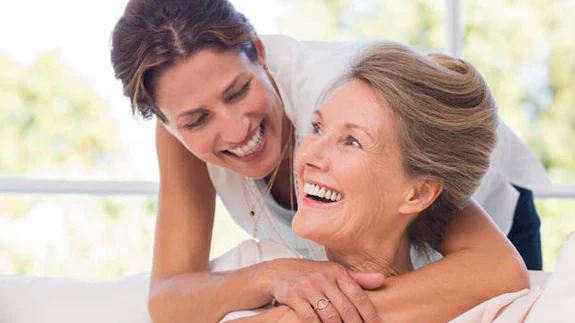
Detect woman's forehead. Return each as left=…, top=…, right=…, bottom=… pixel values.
left=319, top=80, right=393, bottom=137
left=155, top=49, right=255, bottom=116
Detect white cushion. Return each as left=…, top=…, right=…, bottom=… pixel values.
left=0, top=256, right=554, bottom=323
left=0, top=273, right=151, bottom=323
left=527, top=270, right=550, bottom=290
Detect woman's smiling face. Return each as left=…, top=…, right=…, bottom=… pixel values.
left=293, top=80, right=416, bottom=247
left=154, top=47, right=286, bottom=179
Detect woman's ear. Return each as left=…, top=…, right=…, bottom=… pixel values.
left=254, top=35, right=267, bottom=65
left=398, top=178, right=443, bottom=215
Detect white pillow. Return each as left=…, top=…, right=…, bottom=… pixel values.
left=526, top=233, right=575, bottom=322
left=0, top=273, right=152, bottom=323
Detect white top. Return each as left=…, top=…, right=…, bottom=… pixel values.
left=207, top=34, right=550, bottom=262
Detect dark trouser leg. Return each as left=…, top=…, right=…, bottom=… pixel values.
left=506, top=185, right=543, bottom=270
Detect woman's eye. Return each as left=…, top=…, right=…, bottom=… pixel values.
left=347, top=136, right=362, bottom=148
left=228, top=80, right=252, bottom=101
left=185, top=114, right=209, bottom=129
left=311, top=122, right=323, bottom=135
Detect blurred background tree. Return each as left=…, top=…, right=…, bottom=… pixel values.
left=0, top=52, right=118, bottom=176
left=0, top=53, right=157, bottom=279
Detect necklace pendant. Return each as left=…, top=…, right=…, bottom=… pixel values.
left=249, top=211, right=255, bottom=217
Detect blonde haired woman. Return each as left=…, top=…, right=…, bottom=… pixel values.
left=221, top=41, right=528, bottom=322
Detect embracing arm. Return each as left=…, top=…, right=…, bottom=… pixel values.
left=148, top=122, right=273, bottom=323
left=368, top=200, right=529, bottom=323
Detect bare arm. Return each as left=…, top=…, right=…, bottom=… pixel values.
left=148, top=122, right=273, bottom=323
left=368, top=201, right=529, bottom=323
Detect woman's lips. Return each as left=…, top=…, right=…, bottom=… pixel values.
left=301, top=194, right=343, bottom=208
left=223, top=121, right=268, bottom=162
left=301, top=181, right=344, bottom=208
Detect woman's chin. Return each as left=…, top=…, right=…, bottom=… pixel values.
left=292, top=211, right=326, bottom=243
left=230, top=153, right=280, bottom=179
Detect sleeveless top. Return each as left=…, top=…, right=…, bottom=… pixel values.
left=206, top=34, right=550, bottom=262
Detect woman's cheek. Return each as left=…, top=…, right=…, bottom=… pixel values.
left=183, top=135, right=213, bottom=160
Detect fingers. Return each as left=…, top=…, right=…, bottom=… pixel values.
left=337, top=274, right=383, bottom=323
left=318, top=278, right=363, bottom=323
left=302, top=285, right=343, bottom=323
left=349, top=272, right=386, bottom=290
left=285, top=292, right=321, bottom=323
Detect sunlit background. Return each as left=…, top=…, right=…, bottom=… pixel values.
left=1, top=0, right=574, bottom=280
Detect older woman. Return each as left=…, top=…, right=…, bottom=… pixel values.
left=219, top=42, right=528, bottom=323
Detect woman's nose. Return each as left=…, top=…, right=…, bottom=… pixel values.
left=220, top=112, right=250, bottom=144
left=300, top=138, right=330, bottom=172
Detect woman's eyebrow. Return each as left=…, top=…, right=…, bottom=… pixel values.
left=345, top=122, right=375, bottom=141
left=315, top=110, right=375, bottom=141
left=175, top=73, right=250, bottom=122
left=222, top=72, right=249, bottom=98
left=176, top=107, right=206, bottom=123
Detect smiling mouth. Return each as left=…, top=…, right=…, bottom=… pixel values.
left=224, top=121, right=265, bottom=158
left=303, top=182, right=343, bottom=203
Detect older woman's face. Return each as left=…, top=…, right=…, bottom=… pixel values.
left=293, top=80, right=415, bottom=247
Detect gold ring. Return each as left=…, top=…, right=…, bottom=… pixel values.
left=314, top=297, right=330, bottom=311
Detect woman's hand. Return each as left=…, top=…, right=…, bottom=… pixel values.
left=263, top=258, right=384, bottom=323
left=274, top=306, right=302, bottom=323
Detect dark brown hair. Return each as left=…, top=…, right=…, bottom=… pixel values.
left=342, top=42, right=498, bottom=252
left=110, top=0, right=257, bottom=122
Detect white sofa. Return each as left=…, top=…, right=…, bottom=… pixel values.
left=0, top=272, right=152, bottom=323
left=0, top=270, right=551, bottom=323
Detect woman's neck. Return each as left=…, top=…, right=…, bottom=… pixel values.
left=325, top=231, right=413, bottom=277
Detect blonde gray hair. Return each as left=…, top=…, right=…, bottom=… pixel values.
left=340, top=42, right=498, bottom=250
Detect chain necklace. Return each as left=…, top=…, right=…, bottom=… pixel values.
left=241, top=126, right=294, bottom=239
left=241, top=128, right=325, bottom=260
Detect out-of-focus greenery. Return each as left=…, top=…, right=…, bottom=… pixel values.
left=0, top=195, right=155, bottom=279
left=537, top=199, right=575, bottom=270
left=0, top=195, right=247, bottom=279
left=463, top=1, right=575, bottom=183
left=0, top=53, right=119, bottom=177
left=278, top=0, right=445, bottom=50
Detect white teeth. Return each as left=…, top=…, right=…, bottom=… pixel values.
left=228, top=125, right=263, bottom=158
left=303, top=183, right=342, bottom=202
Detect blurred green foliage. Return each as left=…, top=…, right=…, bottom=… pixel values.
left=0, top=52, right=118, bottom=176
